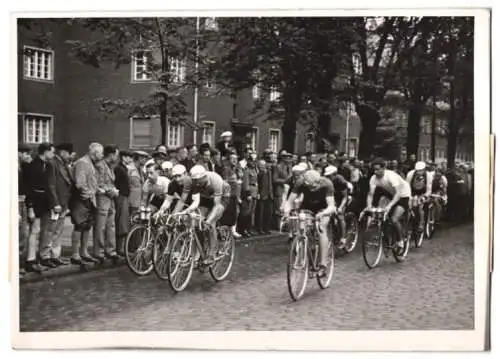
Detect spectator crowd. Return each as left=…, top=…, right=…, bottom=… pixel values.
left=17, top=131, right=475, bottom=276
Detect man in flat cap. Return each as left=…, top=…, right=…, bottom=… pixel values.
left=41, top=143, right=75, bottom=267
left=216, top=131, right=233, bottom=158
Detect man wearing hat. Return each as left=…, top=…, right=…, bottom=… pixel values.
left=273, top=150, right=292, bottom=229
left=42, top=143, right=75, bottom=267
left=114, top=150, right=133, bottom=256
left=129, top=151, right=149, bottom=215
left=216, top=131, right=233, bottom=158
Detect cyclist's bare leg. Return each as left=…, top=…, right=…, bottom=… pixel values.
left=205, top=205, right=225, bottom=260
left=337, top=212, right=346, bottom=242
left=417, top=202, right=425, bottom=232
left=390, top=205, right=405, bottom=246
left=318, top=216, right=330, bottom=268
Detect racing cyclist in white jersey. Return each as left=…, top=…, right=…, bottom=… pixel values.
left=406, top=161, right=433, bottom=234
left=142, top=163, right=171, bottom=212
left=365, top=158, right=412, bottom=248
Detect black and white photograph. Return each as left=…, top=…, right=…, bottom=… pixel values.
left=9, top=6, right=491, bottom=351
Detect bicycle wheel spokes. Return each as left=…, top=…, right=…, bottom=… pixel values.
left=167, top=232, right=195, bottom=293
left=209, top=227, right=235, bottom=282
left=344, top=213, right=359, bottom=253
left=125, top=225, right=154, bottom=276
left=362, top=230, right=383, bottom=269
left=287, top=236, right=309, bottom=301
left=153, top=230, right=172, bottom=281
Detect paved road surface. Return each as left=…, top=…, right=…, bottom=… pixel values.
left=19, top=223, right=474, bottom=331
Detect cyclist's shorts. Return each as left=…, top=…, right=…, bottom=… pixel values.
left=390, top=197, right=410, bottom=215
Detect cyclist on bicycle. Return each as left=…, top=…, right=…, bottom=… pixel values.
left=431, top=168, right=448, bottom=224
left=365, top=158, right=412, bottom=248
left=406, top=161, right=433, bottom=234
left=155, top=164, right=200, bottom=217
left=189, top=165, right=231, bottom=264
left=142, top=163, right=171, bottom=212
left=282, top=170, right=337, bottom=277
left=323, top=165, right=350, bottom=247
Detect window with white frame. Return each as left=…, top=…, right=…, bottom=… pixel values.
left=305, top=132, right=315, bottom=153
left=252, top=85, right=261, bottom=100
left=269, top=129, right=280, bottom=153
left=24, top=114, right=52, bottom=144
left=202, top=122, right=216, bottom=146
left=130, top=117, right=152, bottom=148
left=269, top=87, right=280, bottom=102
left=167, top=122, right=184, bottom=148
left=250, top=127, right=258, bottom=151
left=23, top=46, right=54, bottom=81
left=204, top=17, right=219, bottom=31
left=132, top=50, right=152, bottom=81
left=348, top=137, right=358, bottom=158
left=170, top=57, right=186, bottom=83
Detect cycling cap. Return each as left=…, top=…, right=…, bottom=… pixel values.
left=415, top=161, right=426, bottom=171
left=161, top=161, right=173, bottom=171
left=190, top=165, right=207, bottom=179
left=292, top=162, right=308, bottom=173
left=220, top=131, right=232, bottom=138
left=171, top=164, right=186, bottom=176
left=323, top=165, right=338, bottom=176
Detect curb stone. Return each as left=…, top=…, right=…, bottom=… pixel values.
left=19, top=232, right=287, bottom=284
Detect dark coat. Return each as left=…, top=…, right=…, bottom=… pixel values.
left=48, top=155, right=74, bottom=211
left=26, top=156, right=56, bottom=217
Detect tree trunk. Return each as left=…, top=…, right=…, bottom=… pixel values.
left=357, top=104, right=382, bottom=159
left=160, top=101, right=167, bottom=145
left=431, top=96, right=436, bottom=161
left=447, top=81, right=457, bottom=169
left=406, top=103, right=423, bottom=159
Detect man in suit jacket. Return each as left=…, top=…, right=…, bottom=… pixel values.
left=42, top=143, right=74, bottom=267
left=255, top=159, right=274, bottom=234
left=25, top=143, right=56, bottom=272
left=199, top=147, right=215, bottom=172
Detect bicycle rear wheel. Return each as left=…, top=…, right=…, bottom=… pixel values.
left=167, top=231, right=195, bottom=293
left=343, top=212, right=359, bottom=253
left=362, top=228, right=383, bottom=269
left=287, top=235, right=309, bottom=301
left=209, top=226, right=235, bottom=282
left=153, top=228, right=172, bottom=281
left=317, top=239, right=335, bottom=289
left=125, top=224, right=154, bottom=276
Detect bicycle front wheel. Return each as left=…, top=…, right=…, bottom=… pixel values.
left=209, top=226, right=235, bottom=282
left=153, top=228, right=173, bottom=281
left=425, top=205, right=436, bottom=240
left=392, top=225, right=410, bottom=262
left=362, top=229, right=383, bottom=269
left=125, top=224, right=154, bottom=276
left=343, top=212, right=359, bottom=254
left=287, top=235, right=309, bottom=301
left=167, top=231, right=195, bottom=293
left=317, top=239, right=335, bottom=289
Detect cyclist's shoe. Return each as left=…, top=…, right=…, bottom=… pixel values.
left=194, top=249, right=201, bottom=262
left=396, top=239, right=405, bottom=248
left=317, top=265, right=327, bottom=278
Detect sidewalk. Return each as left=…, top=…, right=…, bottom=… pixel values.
left=18, top=217, right=287, bottom=284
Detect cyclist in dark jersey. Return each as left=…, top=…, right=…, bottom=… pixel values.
left=283, top=170, right=337, bottom=276
left=155, top=164, right=200, bottom=217
left=406, top=161, right=433, bottom=233
left=189, top=165, right=231, bottom=263
left=323, top=165, right=350, bottom=246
